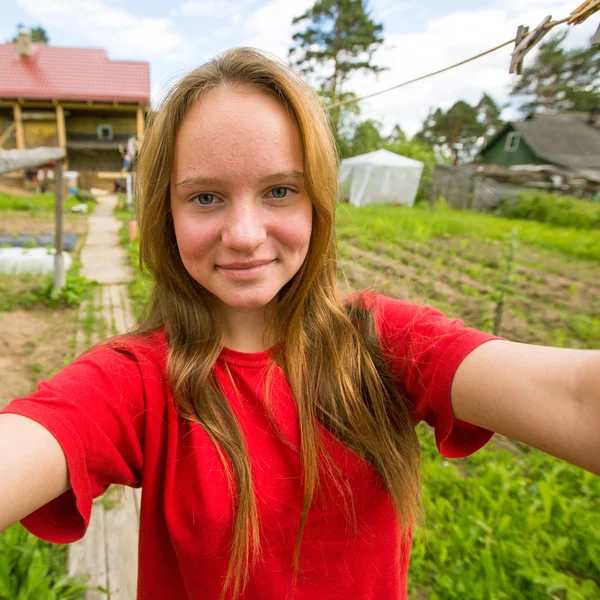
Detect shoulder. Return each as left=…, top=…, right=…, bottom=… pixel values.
left=345, top=291, right=448, bottom=335
left=75, top=328, right=168, bottom=382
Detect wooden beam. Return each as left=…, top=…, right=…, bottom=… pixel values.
left=54, top=160, right=66, bottom=291
left=0, top=123, right=15, bottom=149
left=56, top=105, right=67, bottom=149
left=13, top=103, right=25, bottom=150
left=136, top=104, right=145, bottom=142
left=56, top=104, right=68, bottom=170
left=0, top=100, right=139, bottom=111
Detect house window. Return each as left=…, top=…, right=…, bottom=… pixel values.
left=97, top=124, right=113, bottom=141
left=505, top=131, right=521, bottom=152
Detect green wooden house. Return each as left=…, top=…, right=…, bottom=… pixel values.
left=479, top=111, right=600, bottom=186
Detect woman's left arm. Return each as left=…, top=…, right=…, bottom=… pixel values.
left=451, top=340, right=600, bottom=475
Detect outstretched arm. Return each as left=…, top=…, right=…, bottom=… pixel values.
left=0, top=414, right=70, bottom=532
left=451, top=340, right=600, bottom=475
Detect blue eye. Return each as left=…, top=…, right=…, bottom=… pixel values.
left=270, top=187, right=290, bottom=199
left=192, top=194, right=216, bottom=205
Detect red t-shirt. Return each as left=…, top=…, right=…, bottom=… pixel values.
left=0, top=294, right=500, bottom=599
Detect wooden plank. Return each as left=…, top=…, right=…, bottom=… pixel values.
left=119, top=284, right=136, bottom=331
left=97, top=171, right=125, bottom=179
left=12, top=103, right=24, bottom=150
left=92, top=285, right=103, bottom=346
left=136, top=105, right=145, bottom=143
left=104, top=487, right=140, bottom=600
left=0, top=100, right=139, bottom=111
left=102, top=285, right=113, bottom=335
left=53, top=161, right=66, bottom=291
left=67, top=499, right=109, bottom=600
left=63, top=102, right=138, bottom=112
left=0, top=122, right=15, bottom=149
left=56, top=105, right=67, bottom=150
left=134, top=488, right=142, bottom=521
left=110, top=284, right=128, bottom=334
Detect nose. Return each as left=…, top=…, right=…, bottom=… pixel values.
left=221, top=199, right=267, bottom=253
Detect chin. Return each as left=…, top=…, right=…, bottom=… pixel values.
left=217, top=291, right=278, bottom=312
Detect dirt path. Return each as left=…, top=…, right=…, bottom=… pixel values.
left=67, top=194, right=141, bottom=600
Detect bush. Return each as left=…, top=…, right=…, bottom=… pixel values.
left=0, top=524, right=99, bottom=599
left=497, top=191, right=600, bottom=230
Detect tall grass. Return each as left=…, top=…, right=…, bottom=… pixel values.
left=411, top=426, right=600, bottom=599
left=336, top=202, right=600, bottom=262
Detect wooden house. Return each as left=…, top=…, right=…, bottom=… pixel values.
left=0, top=28, right=150, bottom=190
left=478, top=111, right=600, bottom=196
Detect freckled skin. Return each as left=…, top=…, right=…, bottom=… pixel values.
left=169, top=85, right=313, bottom=321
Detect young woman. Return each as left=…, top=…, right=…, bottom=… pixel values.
left=0, top=48, right=598, bottom=600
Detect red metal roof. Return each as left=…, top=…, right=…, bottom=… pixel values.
left=0, top=43, right=150, bottom=103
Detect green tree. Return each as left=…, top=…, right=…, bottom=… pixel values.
left=415, top=94, right=504, bottom=165
left=383, top=138, right=439, bottom=203
left=416, top=101, right=482, bottom=165
left=346, top=118, right=384, bottom=157
left=11, top=25, right=49, bottom=43
left=387, top=124, right=406, bottom=144
left=477, top=93, right=504, bottom=140
left=510, top=32, right=600, bottom=113
left=289, top=0, right=386, bottom=137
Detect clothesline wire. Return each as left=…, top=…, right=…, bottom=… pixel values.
left=326, top=14, right=576, bottom=110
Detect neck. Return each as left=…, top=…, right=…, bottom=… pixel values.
left=220, top=305, right=274, bottom=353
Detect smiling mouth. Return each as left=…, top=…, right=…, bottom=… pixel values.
left=216, top=259, right=275, bottom=279
left=217, top=260, right=274, bottom=270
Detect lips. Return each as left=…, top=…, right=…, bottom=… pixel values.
left=217, top=259, right=274, bottom=270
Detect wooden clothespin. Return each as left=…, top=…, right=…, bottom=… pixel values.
left=510, top=16, right=553, bottom=75
left=593, top=23, right=600, bottom=45
left=568, top=0, right=600, bottom=25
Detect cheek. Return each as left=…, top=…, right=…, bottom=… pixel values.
left=276, top=203, right=313, bottom=253
left=173, top=216, right=217, bottom=255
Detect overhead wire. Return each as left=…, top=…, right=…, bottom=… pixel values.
left=326, top=12, right=591, bottom=111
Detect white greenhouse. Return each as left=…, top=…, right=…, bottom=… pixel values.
left=339, top=148, right=424, bottom=208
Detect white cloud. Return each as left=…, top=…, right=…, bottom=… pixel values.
left=339, top=3, right=599, bottom=136
left=376, top=0, right=412, bottom=20
left=243, top=0, right=315, bottom=59
left=17, top=0, right=192, bottom=62
left=180, top=0, right=222, bottom=17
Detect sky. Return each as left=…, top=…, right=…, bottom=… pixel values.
left=1, top=0, right=598, bottom=137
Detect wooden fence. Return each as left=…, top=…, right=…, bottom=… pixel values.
left=429, top=164, right=527, bottom=212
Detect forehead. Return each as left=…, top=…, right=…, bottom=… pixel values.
left=172, top=85, right=304, bottom=182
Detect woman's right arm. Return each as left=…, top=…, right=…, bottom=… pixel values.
left=0, top=414, right=70, bottom=532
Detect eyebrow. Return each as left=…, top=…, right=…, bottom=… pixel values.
left=174, top=170, right=304, bottom=188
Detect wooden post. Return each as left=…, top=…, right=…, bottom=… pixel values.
left=56, top=104, right=68, bottom=171
left=126, top=173, right=133, bottom=209
left=54, top=160, right=66, bottom=291
left=13, top=103, right=25, bottom=150
left=136, top=104, right=145, bottom=142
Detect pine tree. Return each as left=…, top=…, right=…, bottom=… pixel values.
left=415, top=94, right=504, bottom=165
left=289, top=0, right=386, bottom=136
left=510, top=32, right=600, bottom=113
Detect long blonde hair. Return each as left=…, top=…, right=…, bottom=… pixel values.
left=133, top=47, right=421, bottom=599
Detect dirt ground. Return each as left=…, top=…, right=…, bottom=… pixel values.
left=0, top=206, right=87, bottom=410
left=338, top=235, right=600, bottom=348
left=0, top=308, right=78, bottom=409
left=1, top=211, right=87, bottom=237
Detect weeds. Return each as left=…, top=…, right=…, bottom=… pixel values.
left=0, top=522, right=105, bottom=599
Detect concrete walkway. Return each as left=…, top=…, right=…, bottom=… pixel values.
left=68, top=194, right=141, bottom=600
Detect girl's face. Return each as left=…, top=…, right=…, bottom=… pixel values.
left=170, top=85, right=313, bottom=314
